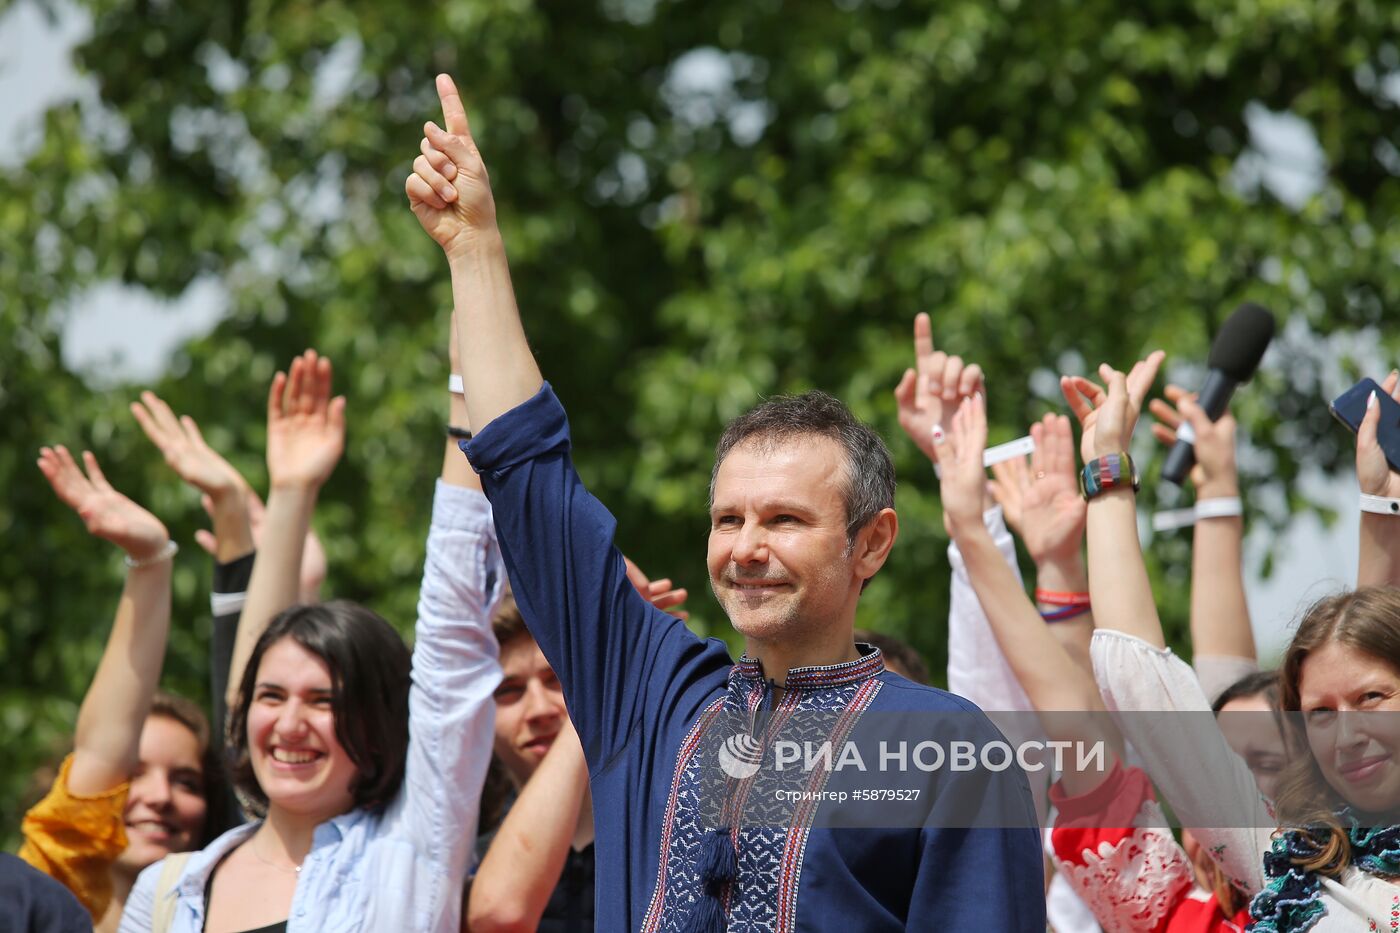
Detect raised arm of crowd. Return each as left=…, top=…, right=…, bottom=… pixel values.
left=11, top=69, right=1400, bottom=933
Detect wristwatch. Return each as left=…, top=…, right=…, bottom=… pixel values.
left=1080, top=452, right=1139, bottom=501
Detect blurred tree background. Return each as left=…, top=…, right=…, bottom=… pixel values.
left=3, top=0, right=1398, bottom=841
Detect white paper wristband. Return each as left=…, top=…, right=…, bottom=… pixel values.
left=1194, top=497, right=1244, bottom=520
left=932, top=435, right=1035, bottom=479
left=449, top=373, right=464, bottom=396
left=1152, top=497, right=1242, bottom=532
left=1361, top=493, right=1400, bottom=516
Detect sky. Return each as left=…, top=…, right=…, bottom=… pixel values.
left=1, top=0, right=1373, bottom=660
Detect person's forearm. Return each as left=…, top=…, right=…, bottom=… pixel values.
left=443, top=390, right=483, bottom=492
left=69, top=561, right=173, bottom=795
left=1358, top=513, right=1400, bottom=587
left=448, top=232, right=543, bottom=435
left=1189, top=503, right=1255, bottom=661
left=1033, top=552, right=1087, bottom=597
left=1034, top=553, right=1095, bottom=674
left=1086, top=489, right=1166, bottom=648
left=227, top=483, right=315, bottom=708
left=467, top=737, right=589, bottom=931
left=207, top=484, right=255, bottom=563
left=959, top=530, right=1120, bottom=797
left=955, top=526, right=1104, bottom=715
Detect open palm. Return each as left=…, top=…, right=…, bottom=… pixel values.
left=991, top=414, right=1085, bottom=564
left=39, top=445, right=168, bottom=559
left=267, top=350, right=346, bottom=490
left=132, top=391, right=245, bottom=497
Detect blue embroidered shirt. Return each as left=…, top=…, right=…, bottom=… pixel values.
left=466, top=383, right=1046, bottom=932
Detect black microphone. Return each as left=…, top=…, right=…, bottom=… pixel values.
left=1161, top=302, right=1276, bottom=485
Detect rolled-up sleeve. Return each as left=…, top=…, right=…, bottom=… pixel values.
left=395, top=481, right=503, bottom=885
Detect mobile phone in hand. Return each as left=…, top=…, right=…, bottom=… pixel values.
left=1331, top=377, right=1400, bottom=474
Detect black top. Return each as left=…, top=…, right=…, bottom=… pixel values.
left=209, top=552, right=255, bottom=833
left=538, top=843, right=595, bottom=933
left=473, top=822, right=595, bottom=932
left=201, top=845, right=289, bottom=933
left=0, top=852, right=92, bottom=933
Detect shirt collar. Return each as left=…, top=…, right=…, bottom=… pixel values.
left=173, top=822, right=258, bottom=898
left=170, top=809, right=367, bottom=899
left=732, top=643, right=885, bottom=690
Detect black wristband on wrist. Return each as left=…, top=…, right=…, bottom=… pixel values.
left=447, top=424, right=473, bottom=440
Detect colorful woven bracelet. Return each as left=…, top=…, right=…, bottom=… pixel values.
left=1041, top=604, right=1090, bottom=623
left=1034, top=589, right=1091, bottom=607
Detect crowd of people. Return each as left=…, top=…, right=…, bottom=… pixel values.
left=8, top=72, right=1400, bottom=933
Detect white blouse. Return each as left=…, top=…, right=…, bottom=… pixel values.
left=1091, top=629, right=1398, bottom=931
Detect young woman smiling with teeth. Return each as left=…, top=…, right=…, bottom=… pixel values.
left=119, top=349, right=503, bottom=933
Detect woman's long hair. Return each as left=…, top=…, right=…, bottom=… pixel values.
left=1272, top=587, right=1400, bottom=875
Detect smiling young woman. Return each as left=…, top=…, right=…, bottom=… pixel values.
left=117, top=350, right=503, bottom=933
left=1270, top=590, right=1400, bottom=866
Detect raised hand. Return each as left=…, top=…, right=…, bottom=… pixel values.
left=38, top=445, right=169, bottom=560
left=1148, top=385, right=1239, bottom=497
left=266, top=350, right=346, bottom=491
left=624, top=556, right=690, bottom=621
left=894, top=312, right=984, bottom=464
left=131, top=391, right=246, bottom=500
left=989, top=414, right=1086, bottom=564
left=1060, top=351, right=1165, bottom=462
left=1358, top=370, right=1400, bottom=499
left=937, top=393, right=990, bottom=535
left=406, top=74, right=498, bottom=257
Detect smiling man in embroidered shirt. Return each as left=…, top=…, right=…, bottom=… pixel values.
left=405, top=73, right=1044, bottom=932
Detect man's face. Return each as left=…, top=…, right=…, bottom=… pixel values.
left=493, top=634, right=567, bottom=785
left=708, top=435, right=858, bottom=645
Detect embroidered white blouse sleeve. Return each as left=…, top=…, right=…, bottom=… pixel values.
left=1090, top=629, right=1273, bottom=895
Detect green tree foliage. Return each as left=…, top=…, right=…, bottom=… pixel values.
left=3, top=0, right=1398, bottom=842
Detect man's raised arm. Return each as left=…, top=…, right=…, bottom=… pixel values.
left=406, top=73, right=542, bottom=431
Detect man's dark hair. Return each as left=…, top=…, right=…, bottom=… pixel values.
left=491, top=590, right=529, bottom=647
left=227, top=600, right=412, bottom=817
left=710, top=390, right=896, bottom=545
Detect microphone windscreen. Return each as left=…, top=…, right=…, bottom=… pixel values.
left=1207, top=303, right=1276, bottom=381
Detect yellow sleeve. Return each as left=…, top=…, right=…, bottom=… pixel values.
left=18, top=753, right=129, bottom=921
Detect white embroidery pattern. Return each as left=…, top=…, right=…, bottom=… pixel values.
left=1053, top=798, right=1197, bottom=933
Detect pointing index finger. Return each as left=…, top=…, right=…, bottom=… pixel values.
left=436, top=73, right=471, bottom=137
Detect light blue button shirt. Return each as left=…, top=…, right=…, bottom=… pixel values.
left=119, top=482, right=502, bottom=933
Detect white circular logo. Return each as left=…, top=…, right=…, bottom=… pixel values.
left=717, top=732, right=764, bottom=779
